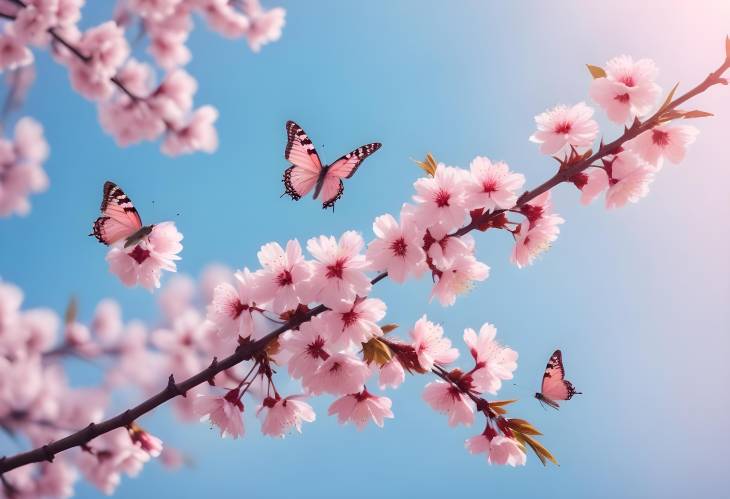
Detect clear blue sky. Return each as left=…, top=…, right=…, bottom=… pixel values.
left=1, top=1, right=729, bottom=498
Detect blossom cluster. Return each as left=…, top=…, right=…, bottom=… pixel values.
left=0, top=0, right=285, bottom=218
left=0, top=49, right=719, bottom=496
left=530, top=55, right=698, bottom=210
left=0, top=116, right=48, bottom=217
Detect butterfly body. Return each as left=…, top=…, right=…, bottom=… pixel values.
left=91, top=181, right=150, bottom=247
left=282, top=120, right=381, bottom=209
left=535, top=349, right=581, bottom=410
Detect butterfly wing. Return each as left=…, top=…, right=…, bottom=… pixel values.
left=327, top=143, right=382, bottom=179
left=91, top=181, right=143, bottom=245
left=282, top=121, right=322, bottom=200
left=539, top=350, right=580, bottom=404
left=315, top=143, right=381, bottom=209
left=318, top=174, right=344, bottom=210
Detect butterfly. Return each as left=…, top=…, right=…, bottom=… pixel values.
left=282, top=120, right=382, bottom=209
left=535, top=350, right=581, bottom=409
left=90, top=181, right=154, bottom=248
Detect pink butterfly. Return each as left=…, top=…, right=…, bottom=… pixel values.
left=535, top=350, right=581, bottom=409
left=282, top=120, right=382, bottom=209
left=90, top=181, right=153, bottom=247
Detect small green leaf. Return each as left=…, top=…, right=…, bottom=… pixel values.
left=586, top=64, right=606, bottom=79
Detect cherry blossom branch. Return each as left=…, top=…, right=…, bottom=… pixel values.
left=2, top=47, right=728, bottom=476
left=3, top=1, right=144, bottom=102
left=454, top=49, right=730, bottom=237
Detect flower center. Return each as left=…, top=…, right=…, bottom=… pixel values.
left=389, top=237, right=408, bottom=257
left=326, top=258, right=346, bottom=279
left=620, top=75, right=635, bottom=87
left=128, top=245, right=150, bottom=264
left=651, top=129, right=670, bottom=147
left=276, top=269, right=293, bottom=287
left=614, top=93, right=630, bottom=103
left=435, top=189, right=451, bottom=207
left=340, top=309, right=360, bottom=328
left=554, top=121, right=572, bottom=134
left=306, top=337, right=328, bottom=360
left=482, top=178, right=498, bottom=193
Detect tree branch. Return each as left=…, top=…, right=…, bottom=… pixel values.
left=1, top=45, right=728, bottom=476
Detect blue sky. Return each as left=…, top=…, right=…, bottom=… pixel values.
left=1, top=1, right=729, bottom=498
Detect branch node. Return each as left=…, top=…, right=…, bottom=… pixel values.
left=42, top=445, right=55, bottom=463
left=166, top=374, right=186, bottom=397
left=122, top=410, right=134, bottom=427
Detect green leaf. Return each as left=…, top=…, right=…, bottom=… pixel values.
left=586, top=64, right=606, bottom=79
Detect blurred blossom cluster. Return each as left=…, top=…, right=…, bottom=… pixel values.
left=0, top=0, right=286, bottom=217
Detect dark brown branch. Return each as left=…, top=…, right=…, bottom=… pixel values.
left=1, top=45, right=728, bottom=476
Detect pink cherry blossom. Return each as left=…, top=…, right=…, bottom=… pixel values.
left=258, top=395, right=316, bottom=437
left=463, top=323, right=517, bottom=395
left=157, top=274, right=196, bottom=322
left=77, top=21, right=130, bottom=76
left=323, top=297, right=386, bottom=349
left=162, top=105, right=219, bottom=156
left=412, top=165, right=470, bottom=231
left=425, top=226, right=472, bottom=270
left=589, top=55, right=661, bottom=123
left=279, top=315, right=331, bottom=382
left=14, top=115, right=48, bottom=163
left=529, top=102, right=599, bottom=156
left=193, top=389, right=245, bottom=439
left=303, top=352, right=370, bottom=396
left=304, top=231, right=371, bottom=308
left=128, top=425, right=164, bottom=457
left=409, top=315, right=459, bottom=370
left=12, top=5, right=54, bottom=45
left=431, top=252, right=489, bottom=306
left=0, top=29, right=34, bottom=72
left=253, top=239, right=312, bottom=313
left=328, top=390, right=394, bottom=430
left=106, top=221, right=183, bottom=290
left=129, top=0, right=183, bottom=22
left=580, top=151, right=654, bottom=209
left=626, top=124, right=699, bottom=169
left=510, top=213, right=564, bottom=268
left=199, top=263, right=234, bottom=303
left=242, top=0, right=286, bottom=52
left=465, top=431, right=526, bottom=467
left=77, top=428, right=155, bottom=495
left=465, top=156, right=525, bottom=211
left=201, top=0, right=251, bottom=38
left=422, top=380, right=474, bottom=427
left=366, top=208, right=426, bottom=283
left=378, top=358, right=405, bottom=389
left=206, top=268, right=259, bottom=339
